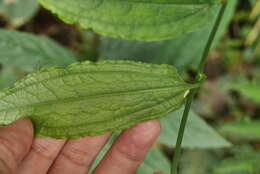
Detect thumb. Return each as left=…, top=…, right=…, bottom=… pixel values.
left=0, top=117, right=34, bottom=174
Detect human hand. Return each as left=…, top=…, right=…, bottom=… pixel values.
left=0, top=117, right=162, bottom=174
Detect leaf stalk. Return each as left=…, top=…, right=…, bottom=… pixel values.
left=170, top=3, right=227, bottom=174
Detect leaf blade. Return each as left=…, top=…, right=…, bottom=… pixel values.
left=99, top=0, right=237, bottom=70
left=0, top=60, right=194, bottom=138
left=38, top=0, right=219, bottom=41
left=0, top=29, right=78, bottom=88
left=158, top=108, right=231, bottom=148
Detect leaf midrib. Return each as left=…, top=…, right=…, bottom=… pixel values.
left=0, top=84, right=192, bottom=114
left=1, top=70, right=179, bottom=98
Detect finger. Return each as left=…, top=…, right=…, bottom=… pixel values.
left=48, top=133, right=111, bottom=174
left=94, top=120, right=160, bottom=174
left=0, top=117, right=33, bottom=174
left=154, top=171, right=165, bottom=174
left=17, top=137, right=66, bottom=174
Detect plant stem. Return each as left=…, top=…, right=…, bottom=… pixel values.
left=171, top=3, right=227, bottom=174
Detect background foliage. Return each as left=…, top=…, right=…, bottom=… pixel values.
left=0, top=0, right=259, bottom=173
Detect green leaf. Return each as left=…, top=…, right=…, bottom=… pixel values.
left=0, top=60, right=196, bottom=138
left=213, top=151, right=260, bottom=174
left=99, top=30, right=209, bottom=71
left=99, top=0, right=237, bottom=70
left=212, top=0, right=238, bottom=45
left=232, top=82, right=260, bottom=103
left=180, top=150, right=218, bottom=174
left=0, top=0, right=39, bottom=27
left=218, top=120, right=260, bottom=141
left=38, top=0, right=220, bottom=41
left=0, top=29, right=78, bottom=87
left=137, top=148, right=171, bottom=174
left=158, top=108, right=231, bottom=148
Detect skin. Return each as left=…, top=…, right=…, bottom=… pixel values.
left=0, top=117, right=163, bottom=174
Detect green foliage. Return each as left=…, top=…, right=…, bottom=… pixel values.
left=99, top=0, right=237, bottom=70
left=180, top=150, right=218, bottom=174
left=0, top=29, right=78, bottom=87
left=0, top=0, right=39, bottom=26
left=159, top=108, right=231, bottom=148
left=0, top=60, right=196, bottom=138
left=232, top=81, right=260, bottom=103
left=213, top=148, right=260, bottom=174
left=218, top=120, right=260, bottom=141
left=137, top=148, right=171, bottom=174
left=38, top=0, right=219, bottom=41
left=214, top=158, right=260, bottom=174
left=0, top=0, right=258, bottom=173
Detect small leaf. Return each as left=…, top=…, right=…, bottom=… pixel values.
left=158, top=108, right=231, bottom=148
left=232, top=82, right=260, bottom=103
left=38, top=0, right=220, bottom=41
left=0, top=60, right=196, bottom=138
left=0, top=0, right=39, bottom=26
left=218, top=120, right=260, bottom=141
left=213, top=150, right=260, bottom=174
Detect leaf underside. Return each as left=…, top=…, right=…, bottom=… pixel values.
left=38, top=0, right=219, bottom=41
left=0, top=61, right=195, bottom=139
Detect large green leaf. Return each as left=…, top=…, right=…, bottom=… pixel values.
left=99, top=0, right=237, bottom=70
left=158, top=108, right=231, bottom=148
left=0, top=29, right=78, bottom=87
left=0, top=60, right=196, bottom=138
left=38, top=0, right=220, bottom=41
left=0, top=0, right=39, bottom=26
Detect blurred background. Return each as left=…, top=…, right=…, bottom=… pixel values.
left=0, top=0, right=259, bottom=173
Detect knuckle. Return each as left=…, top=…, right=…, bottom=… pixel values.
left=60, top=146, right=93, bottom=167
left=116, top=143, right=143, bottom=162
left=31, top=141, right=57, bottom=161
left=0, top=137, right=17, bottom=174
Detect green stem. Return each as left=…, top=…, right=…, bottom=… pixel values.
left=171, top=3, right=227, bottom=174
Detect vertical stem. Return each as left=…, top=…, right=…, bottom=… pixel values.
left=171, top=3, right=227, bottom=174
